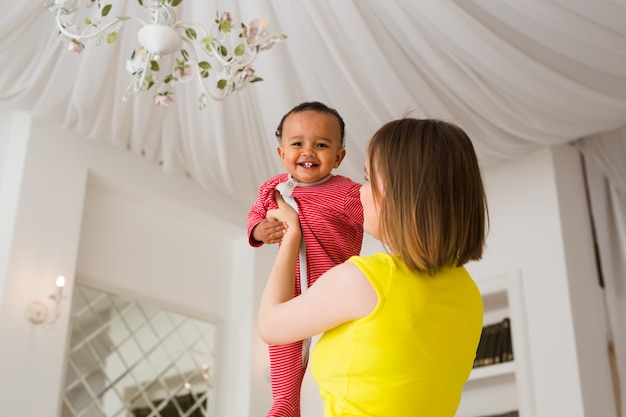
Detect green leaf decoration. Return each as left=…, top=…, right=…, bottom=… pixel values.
left=106, top=32, right=118, bottom=44
left=250, top=77, right=264, bottom=83
left=234, top=44, right=245, bottom=56
left=150, top=60, right=160, bottom=71
left=137, top=0, right=144, bottom=6
left=185, top=28, right=197, bottom=40
left=219, top=45, right=227, bottom=57
left=164, top=74, right=176, bottom=84
left=198, top=61, right=212, bottom=70
left=101, top=4, right=112, bottom=17
left=171, top=0, right=183, bottom=6
left=219, top=20, right=231, bottom=33
left=85, top=18, right=92, bottom=25
left=200, top=70, right=209, bottom=78
left=201, top=36, right=214, bottom=52
left=217, top=79, right=227, bottom=89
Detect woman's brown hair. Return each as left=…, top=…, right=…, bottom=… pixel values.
left=367, top=118, right=489, bottom=274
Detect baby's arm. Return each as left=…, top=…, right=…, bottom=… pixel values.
left=251, top=218, right=285, bottom=244
left=248, top=175, right=286, bottom=245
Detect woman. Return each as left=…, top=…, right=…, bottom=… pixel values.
left=259, top=118, right=489, bottom=416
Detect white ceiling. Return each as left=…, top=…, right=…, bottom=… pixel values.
left=1, top=0, right=625, bottom=208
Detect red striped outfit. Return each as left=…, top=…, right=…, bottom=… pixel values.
left=247, top=173, right=364, bottom=417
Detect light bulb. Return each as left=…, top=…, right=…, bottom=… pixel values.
left=56, top=276, right=66, bottom=288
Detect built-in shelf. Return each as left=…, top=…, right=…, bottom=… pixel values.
left=468, top=361, right=516, bottom=382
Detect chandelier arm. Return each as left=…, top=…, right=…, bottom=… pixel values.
left=54, top=14, right=148, bottom=42
left=173, top=20, right=210, bottom=38
left=174, top=20, right=260, bottom=69
left=197, top=81, right=229, bottom=101
left=137, top=53, right=152, bottom=92
left=176, top=39, right=224, bottom=101
left=205, top=42, right=259, bottom=70
left=175, top=22, right=229, bottom=66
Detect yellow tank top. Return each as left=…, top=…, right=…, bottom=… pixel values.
left=310, top=253, right=483, bottom=417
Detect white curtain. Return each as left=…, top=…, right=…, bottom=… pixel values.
left=1, top=1, right=626, bottom=206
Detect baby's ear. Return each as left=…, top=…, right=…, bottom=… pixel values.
left=334, top=148, right=347, bottom=168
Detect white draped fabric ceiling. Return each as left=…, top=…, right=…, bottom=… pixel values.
left=2, top=2, right=626, bottom=411
left=2, top=0, right=625, bottom=205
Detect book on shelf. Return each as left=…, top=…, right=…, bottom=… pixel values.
left=473, top=317, right=513, bottom=368
left=500, top=318, right=513, bottom=362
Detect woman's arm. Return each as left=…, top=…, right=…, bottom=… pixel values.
left=258, top=195, right=378, bottom=345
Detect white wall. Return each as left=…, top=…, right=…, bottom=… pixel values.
left=0, top=110, right=31, bottom=308
left=0, top=111, right=88, bottom=417
left=0, top=108, right=254, bottom=417
left=466, top=144, right=615, bottom=417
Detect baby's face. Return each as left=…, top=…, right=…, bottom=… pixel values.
left=277, top=110, right=346, bottom=183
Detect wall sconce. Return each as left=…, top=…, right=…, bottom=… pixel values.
left=25, top=276, right=66, bottom=325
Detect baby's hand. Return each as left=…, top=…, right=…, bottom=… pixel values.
left=252, top=218, right=286, bottom=244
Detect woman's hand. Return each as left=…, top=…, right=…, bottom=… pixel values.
left=259, top=192, right=302, bottom=343
left=267, top=192, right=301, bottom=243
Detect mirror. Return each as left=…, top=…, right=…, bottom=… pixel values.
left=60, top=284, right=217, bottom=417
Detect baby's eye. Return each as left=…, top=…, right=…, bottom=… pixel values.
left=290, top=142, right=302, bottom=147
left=315, top=143, right=329, bottom=148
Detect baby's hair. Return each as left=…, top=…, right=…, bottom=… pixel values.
left=275, top=101, right=346, bottom=147
left=367, top=118, right=489, bottom=274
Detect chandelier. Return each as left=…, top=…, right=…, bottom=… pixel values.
left=46, top=0, right=287, bottom=107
